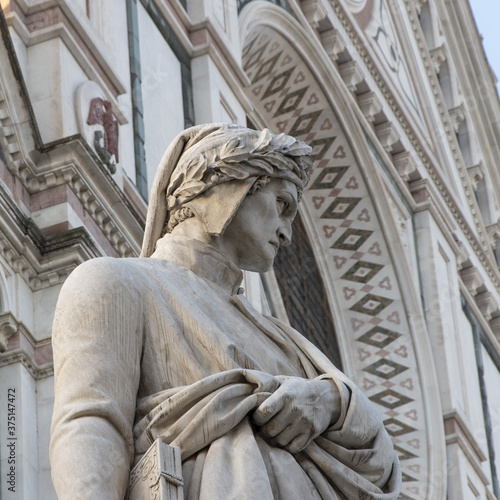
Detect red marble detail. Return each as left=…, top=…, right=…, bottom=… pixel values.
left=312, top=195, right=325, bottom=209
left=343, top=287, right=356, bottom=300
left=400, top=378, right=414, bottom=391
left=368, top=242, right=382, bottom=255
left=320, top=117, right=333, bottom=130
left=293, top=71, right=306, bottom=84
left=307, top=93, right=319, bottom=105
left=351, top=317, right=365, bottom=331
left=387, top=311, right=401, bottom=324
left=395, top=345, right=408, bottom=358
left=333, top=145, right=346, bottom=158
left=363, top=378, right=376, bottom=391
left=405, top=410, right=418, bottom=421
left=407, top=439, right=420, bottom=450
left=264, top=100, right=275, bottom=113
left=358, top=347, right=371, bottom=361
left=379, top=276, right=392, bottom=290
left=87, top=98, right=119, bottom=162
left=357, top=208, right=371, bottom=222
left=334, top=256, right=347, bottom=269
left=329, top=188, right=342, bottom=197
left=345, top=176, right=358, bottom=189
left=322, top=225, right=336, bottom=238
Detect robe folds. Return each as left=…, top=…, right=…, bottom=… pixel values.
left=50, top=235, right=401, bottom=499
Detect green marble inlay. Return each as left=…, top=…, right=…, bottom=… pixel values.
left=126, top=0, right=148, bottom=199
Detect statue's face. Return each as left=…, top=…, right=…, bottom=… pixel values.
left=219, top=178, right=298, bottom=273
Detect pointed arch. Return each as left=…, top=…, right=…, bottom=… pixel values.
left=240, top=2, right=446, bottom=497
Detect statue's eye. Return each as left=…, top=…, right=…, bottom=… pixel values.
left=277, top=199, right=288, bottom=214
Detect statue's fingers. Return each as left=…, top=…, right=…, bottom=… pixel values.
left=285, top=431, right=312, bottom=454
left=252, top=393, right=285, bottom=426
left=260, top=411, right=292, bottom=438
left=272, top=424, right=299, bottom=447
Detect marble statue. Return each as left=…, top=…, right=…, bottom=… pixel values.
left=50, top=124, right=401, bottom=499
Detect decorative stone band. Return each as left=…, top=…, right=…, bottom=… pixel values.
left=0, top=311, right=53, bottom=379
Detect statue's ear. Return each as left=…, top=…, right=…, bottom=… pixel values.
left=187, top=178, right=255, bottom=237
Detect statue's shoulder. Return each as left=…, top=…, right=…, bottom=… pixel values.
left=63, top=257, right=162, bottom=295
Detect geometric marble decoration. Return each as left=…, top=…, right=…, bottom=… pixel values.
left=242, top=22, right=430, bottom=498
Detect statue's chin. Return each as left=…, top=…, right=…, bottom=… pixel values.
left=240, top=259, right=274, bottom=274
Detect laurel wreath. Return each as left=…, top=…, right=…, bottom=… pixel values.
left=166, top=129, right=313, bottom=211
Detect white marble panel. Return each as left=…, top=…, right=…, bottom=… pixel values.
left=27, top=38, right=63, bottom=143
left=191, top=55, right=246, bottom=125
left=482, top=346, right=500, bottom=482
left=0, top=364, right=38, bottom=499
left=31, top=203, right=82, bottom=231
left=60, top=42, right=89, bottom=138
left=16, top=274, right=34, bottom=334
left=137, top=3, right=184, bottom=194
left=36, top=377, right=56, bottom=499
left=34, top=284, right=62, bottom=341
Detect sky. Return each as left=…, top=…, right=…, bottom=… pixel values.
left=468, top=0, right=500, bottom=88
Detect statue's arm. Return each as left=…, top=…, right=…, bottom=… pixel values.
left=260, top=315, right=400, bottom=490
left=50, top=258, right=143, bottom=500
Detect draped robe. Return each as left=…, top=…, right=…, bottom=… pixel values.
left=50, top=235, right=401, bottom=499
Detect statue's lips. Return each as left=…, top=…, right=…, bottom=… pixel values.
left=269, top=241, right=279, bottom=254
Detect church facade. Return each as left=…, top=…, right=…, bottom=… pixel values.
left=0, top=0, right=499, bottom=498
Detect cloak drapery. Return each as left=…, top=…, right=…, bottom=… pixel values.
left=50, top=235, right=401, bottom=499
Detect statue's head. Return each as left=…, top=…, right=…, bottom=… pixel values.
left=141, top=124, right=313, bottom=271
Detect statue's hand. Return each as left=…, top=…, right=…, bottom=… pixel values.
left=252, top=377, right=341, bottom=454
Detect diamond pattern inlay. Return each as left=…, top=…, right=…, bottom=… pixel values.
left=274, top=87, right=308, bottom=116
left=321, top=197, right=361, bottom=220
left=253, top=52, right=282, bottom=83
left=288, top=110, right=322, bottom=137
left=384, top=418, right=416, bottom=436
left=342, top=261, right=384, bottom=283
left=363, top=358, right=409, bottom=379
left=401, top=472, right=418, bottom=482
left=262, top=66, right=294, bottom=99
left=394, top=445, right=418, bottom=461
left=357, top=326, right=402, bottom=348
left=350, top=293, right=393, bottom=316
left=310, top=137, right=337, bottom=160
left=369, top=389, right=414, bottom=409
left=242, top=28, right=425, bottom=493
left=243, top=40, right=268, bottom=71
left=310, top=166, right=348, bottom=190
left=331, top=228, right=373, bottom=251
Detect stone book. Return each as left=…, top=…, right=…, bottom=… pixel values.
left=127, top=439, right=183, bottom=500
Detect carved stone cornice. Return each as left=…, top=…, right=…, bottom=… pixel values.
left=467, top=161, right=485, bottom=191
left=413, top=0, right=428, bottom=15
left=357, top=91, right=383, bottom=123
left=430, top=45, right=447, bottom=73
left=475, top=291, right=498, bottom=321
left=0, top=312, right=18, bottom=351
left=443, top=410, right=489, bottom=487
left=0, top=311, right=53, bottom=379
left=486, top=221, right=500, bottom=248
left=448, top=103, right=466, bottom=133
left=320, top=28, right=346, bottom=61
left=460, top=267, right=484, bottom=297
left=0, top=174, right=102, bottom=289
left=489, top=316, right=500, bottom=343
left=301, top=0, right=329, bottom=31
left=338, top=60, right=364, bottom=92
left=14, top=136, right=143, bottom=259
left=374, top=121, right=400, bottom=153
left=392, top=151, right=419, bottom=182
left=324, top=0, right=500, bottom=284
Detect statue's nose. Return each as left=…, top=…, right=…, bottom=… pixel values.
left=278, top=223, right=292, bottom=247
